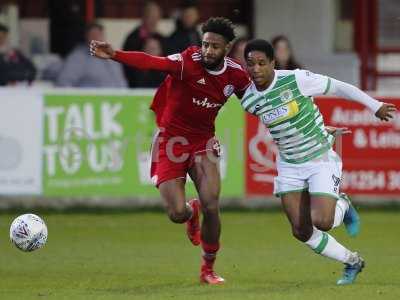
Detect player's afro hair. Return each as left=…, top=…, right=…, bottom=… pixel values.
left=201, top=17, right=236, bottom=43
left=244, top=39, right=275, bottom=61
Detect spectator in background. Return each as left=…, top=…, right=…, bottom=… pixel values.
left=122, top=1, right=164, bottom=87
left=129, top=35, right=166, bottom=87
left=0, top=23, right=36, bottom=86
left=271, top=35, right=302, bottom=70
left=56, top=22, right=127, bottom=88
left=166, top=0, right=201, bottom=54
left=228, top=37, right=247, bottom=67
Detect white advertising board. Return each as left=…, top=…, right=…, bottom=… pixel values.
left=0, top=89, right=43, bottom=195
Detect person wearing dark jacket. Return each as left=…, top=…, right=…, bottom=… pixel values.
left=0, top=23, right=36, bottom=86
left=166, top=1, right=201, bottom=54
left=129, top=35, right=166, bottom=87
left=122, top=1, right=164, bottom=87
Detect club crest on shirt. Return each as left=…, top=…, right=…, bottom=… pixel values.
left=280, top=89, right=293, bottom=102
left=223, top=85, right=235, bottom=97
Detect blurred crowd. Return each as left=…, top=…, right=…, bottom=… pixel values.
left=0, top=0, right=301, bottom=88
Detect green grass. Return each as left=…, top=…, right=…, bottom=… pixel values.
left=0, top=211, right=399, bottom=300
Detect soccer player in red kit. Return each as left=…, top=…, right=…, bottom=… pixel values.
left=90, top=17, right=250, bottom=284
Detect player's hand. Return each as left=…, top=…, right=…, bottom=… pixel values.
left=325, top=126, right=352, bottom=136
left=375, top=103, right=397, bottom=121
left=89, top=40, right=115, bottom=59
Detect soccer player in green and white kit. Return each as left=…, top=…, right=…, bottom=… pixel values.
left=241, top=39, right=397, bottom=285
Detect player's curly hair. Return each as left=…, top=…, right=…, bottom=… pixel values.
left=244, top=39, right=275, bottom=61
left=201, top=17, right=236, bottom=43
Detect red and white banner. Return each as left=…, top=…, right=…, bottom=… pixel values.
left=245, top=97, right=400, bottom=196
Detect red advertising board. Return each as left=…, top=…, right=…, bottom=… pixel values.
left=245, top=97, right=400, bottom=196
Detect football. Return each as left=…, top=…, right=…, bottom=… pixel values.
left=9, top=214, right=48, bottom=252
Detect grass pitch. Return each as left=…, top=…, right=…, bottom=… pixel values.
left=0, top=210, right=399, bottom=300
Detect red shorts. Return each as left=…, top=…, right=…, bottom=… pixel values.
left=150, top=130, right=221, bottom=187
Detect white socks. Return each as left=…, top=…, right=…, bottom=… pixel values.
left=305, top=227, right=356, bottom=264
left=332, top=196, right=349, bottom=228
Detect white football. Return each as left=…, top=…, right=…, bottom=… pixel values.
left=10, top=214, right=48, bottom=252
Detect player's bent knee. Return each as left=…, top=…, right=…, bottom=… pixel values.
left=166, top=208, right=189, bottom=224
left=313, top=216, right=334, bottom=232
left=167, top=212, right=188, bottom=223
left=314, top=222, right=333, bottom=232
left=292, top=225, right=313, bottom=242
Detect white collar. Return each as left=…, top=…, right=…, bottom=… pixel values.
left=206, top=58, right=227, bottom=75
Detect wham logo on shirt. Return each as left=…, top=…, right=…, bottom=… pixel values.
left=192, top=97, right=222, bottom=108
left=261, top=100, right=299, bottom=125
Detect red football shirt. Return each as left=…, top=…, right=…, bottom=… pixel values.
left=114, top=46, right=251, bottom=141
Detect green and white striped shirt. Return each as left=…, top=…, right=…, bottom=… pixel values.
left=241, top=69, right=334, bottom=164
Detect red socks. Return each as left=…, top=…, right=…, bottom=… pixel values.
left=201, top=242, right=220, bottom=270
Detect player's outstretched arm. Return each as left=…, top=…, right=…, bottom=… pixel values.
left=89, top=40, right=180, bottom=73
left=327, top=78, right=397, bottom=121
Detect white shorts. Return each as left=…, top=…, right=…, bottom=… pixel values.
left=273, top=149, right=342, bottom=199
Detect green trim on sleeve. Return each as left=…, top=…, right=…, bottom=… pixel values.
left=323, top=78, right=332, bottom=95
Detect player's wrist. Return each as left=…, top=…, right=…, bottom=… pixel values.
left=373, top=101, right=384, bottom=114
left=111, top=49, right=119, bottom=60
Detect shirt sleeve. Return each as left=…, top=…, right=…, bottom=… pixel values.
left=295, top=69, right=331, bottom=97
left=112, top=50, right=182, bottom=75
left=326, top=78, right=383, bottom=113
